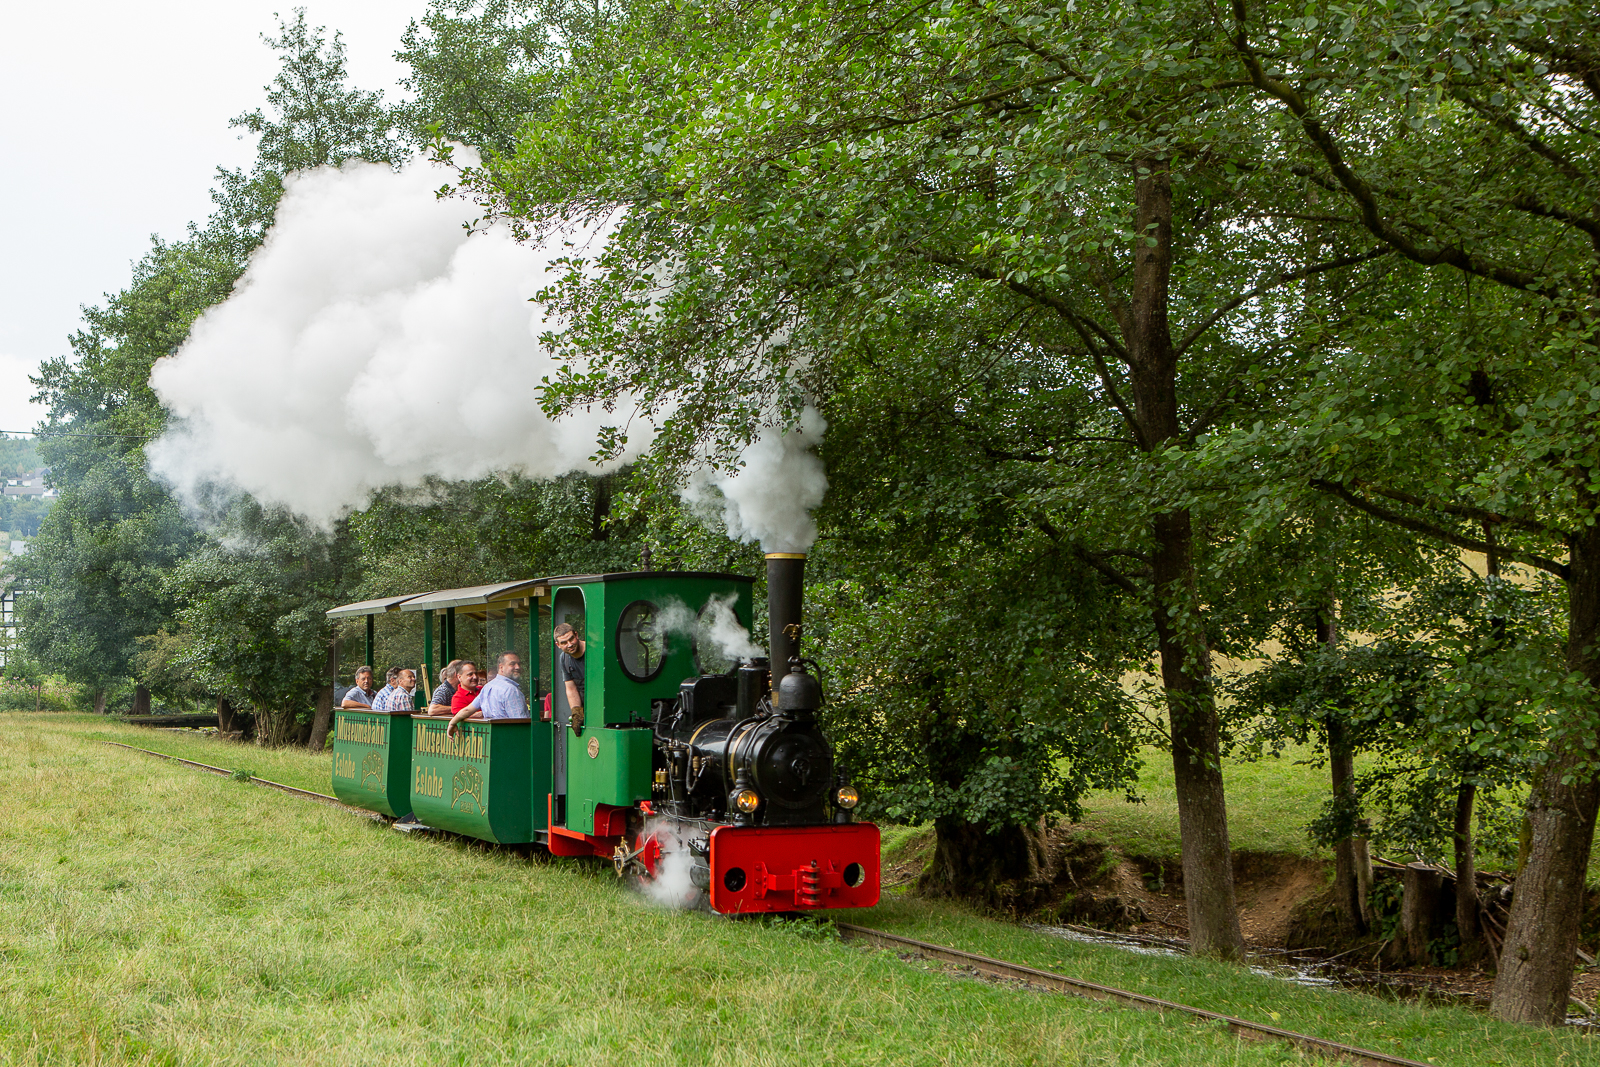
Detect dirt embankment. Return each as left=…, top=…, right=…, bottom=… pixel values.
left=882, top=826, right=1600, bottom=1011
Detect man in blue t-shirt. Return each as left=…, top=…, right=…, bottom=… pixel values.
left=446, top=652, right=527, bottom=738
left=340, top=666, right=377, bottom=709
left=554, top=622, right=586, bottom=731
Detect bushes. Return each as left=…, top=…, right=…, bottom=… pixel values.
left=0, top=676, right=73, bottom=711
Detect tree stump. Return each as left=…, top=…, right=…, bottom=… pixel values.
left=1400, top=862, right=1444, bottom=966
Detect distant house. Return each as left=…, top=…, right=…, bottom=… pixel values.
left=2, top=468, right=54, bottom=499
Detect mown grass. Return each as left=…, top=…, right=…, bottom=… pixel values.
left=1078, top=743, right=1600, bottom=886
left=4, top=714, right=1594, bottom=1065
left=1077, top=743, right=1338, bottom=861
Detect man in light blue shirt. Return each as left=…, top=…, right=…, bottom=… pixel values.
left=446, top=652, right=527, bottom=737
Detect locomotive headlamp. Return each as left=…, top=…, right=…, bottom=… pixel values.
left=835, top=785, right=860, bottom=809
left=733, top=788, right=762, bottom=813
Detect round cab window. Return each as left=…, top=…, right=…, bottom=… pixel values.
left=616, top=600, right=666, bottom=681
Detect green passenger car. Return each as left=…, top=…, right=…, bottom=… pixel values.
left=330, top=709, right=413, bottom=816
left=409, top=714, right=545, bottom=843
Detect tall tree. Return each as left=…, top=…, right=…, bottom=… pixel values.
left=1228, top=0, right=1600, bottom=1021
left=470, top=0, right=1401, bottom=957
left=16, top=11, right=396, bottom=733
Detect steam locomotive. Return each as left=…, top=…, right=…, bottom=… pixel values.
left=328, top=553, right=880, bottom=914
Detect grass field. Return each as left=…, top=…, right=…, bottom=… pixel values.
left=1079, top=742, right=1600, bottom=886
left=1078, top=743, right=1338, bottom=861
left=2, top=714, right=1594, bottom=1065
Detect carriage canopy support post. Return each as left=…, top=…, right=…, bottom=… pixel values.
left=423, top=607, right=435, bottom=693
left=365, top=615, right=375, bottom=670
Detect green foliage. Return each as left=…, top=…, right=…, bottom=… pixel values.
left=349, top=471, right=644, bottom=600
left=396, top=0, right=596, bottom=154
left=166, top=505, right=359, bottom=742
left=0, top=437, right=38, bottom=478
left=0, top=494, right=51, bottom=539
left=211, top=9, right=403, bottom=257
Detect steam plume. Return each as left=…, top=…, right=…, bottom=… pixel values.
left=147, top=156, right=626, bottom=525
left=687, top=407, right=827, bottom=554
left=655, top=593, right=764, bottom=666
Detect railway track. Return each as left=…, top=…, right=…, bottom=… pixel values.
left=105, top=740, right=1434, bottom=1067
left=834, top=923, right=1432, bottom=1067
left=100, top=741, right=353, bottom=808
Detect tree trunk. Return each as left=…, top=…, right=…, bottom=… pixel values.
left=1393, top=862, right=1444, bottom=967
left=1127, top=157, right=1244, bottom=961
left=308, top=636, right=341, bottom=751
left=1328, top=717, right=1367, bottom=935
left=920, top=816, right=1054, bottom=913
left=1491, top=523, right=1600, bottom=1025
left=1353, top=820, right=1374, bottom=925
left=1319, top=606, right=1367, bottom=935
left=216, top=695, right=235, bottom=733
left=1454, top=780, right=1481, bottom=955
left=131, top=684, right=151, bottom=716
left=92, top=690, right=106, bottom=715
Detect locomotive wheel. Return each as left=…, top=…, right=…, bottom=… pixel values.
left=611, top=831, right=661, bottom=879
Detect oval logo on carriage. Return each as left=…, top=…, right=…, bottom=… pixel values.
left=587, top=736, right=600, bottom=759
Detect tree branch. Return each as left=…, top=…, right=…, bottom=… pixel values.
left=1034, top=515, right=1147, bottom=594
left=1348, top=479, right=1563, bottom=539
left=1311, top=479, right=1570, bottom=580
left=1230, top=4, right=1546, bottom=293
left=1174, top=247, right=1392, bottom=358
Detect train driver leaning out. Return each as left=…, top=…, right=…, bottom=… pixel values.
left=446, top=652, right=525, bottom=738
left=554, top=622, right=586, bottom=731
left=340, top=665, right=377, bottom=709
left=374, top=668, right=417, bottom=713
left=427, top=659, right=465, bottom=713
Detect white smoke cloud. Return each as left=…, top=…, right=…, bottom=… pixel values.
left=147, top=155, right=628, bottom=525
left=655, top=593, right=764, bottom=670
left=687, top=406, right=827, bottom=554
left=640, top=817, right=702, bottom=909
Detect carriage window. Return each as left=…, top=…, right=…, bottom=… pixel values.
left=616, top=600, right=667, bottom=681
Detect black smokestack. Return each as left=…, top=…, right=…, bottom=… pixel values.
left=766, top=553, right=805, bottom=676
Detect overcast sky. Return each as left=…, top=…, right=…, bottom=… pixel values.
left=0, top=1, right=428, bottom=435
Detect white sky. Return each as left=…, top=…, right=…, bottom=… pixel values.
left=0, top=1, right=429, bottom=435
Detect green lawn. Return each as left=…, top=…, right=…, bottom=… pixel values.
left=1078, top=743, right=1600, bottom=886
left=2, top=713, right=1593, bottom=1065
left=1077, top=743, right=1339, bottom=861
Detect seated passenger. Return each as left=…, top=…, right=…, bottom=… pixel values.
left=447, top=652, right=525, bottom=737
left=449, top=661, right=482, bottom=713
left=373, top=668, right=416, bottom=712
left=427, top=659, right=464, bottom=714
left=340, top=666, right=377, bottom=709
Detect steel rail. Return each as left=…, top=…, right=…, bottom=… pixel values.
left=834, top=923, right=1433, bottom=1067
left=100, top=741, right=353, bottom=807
